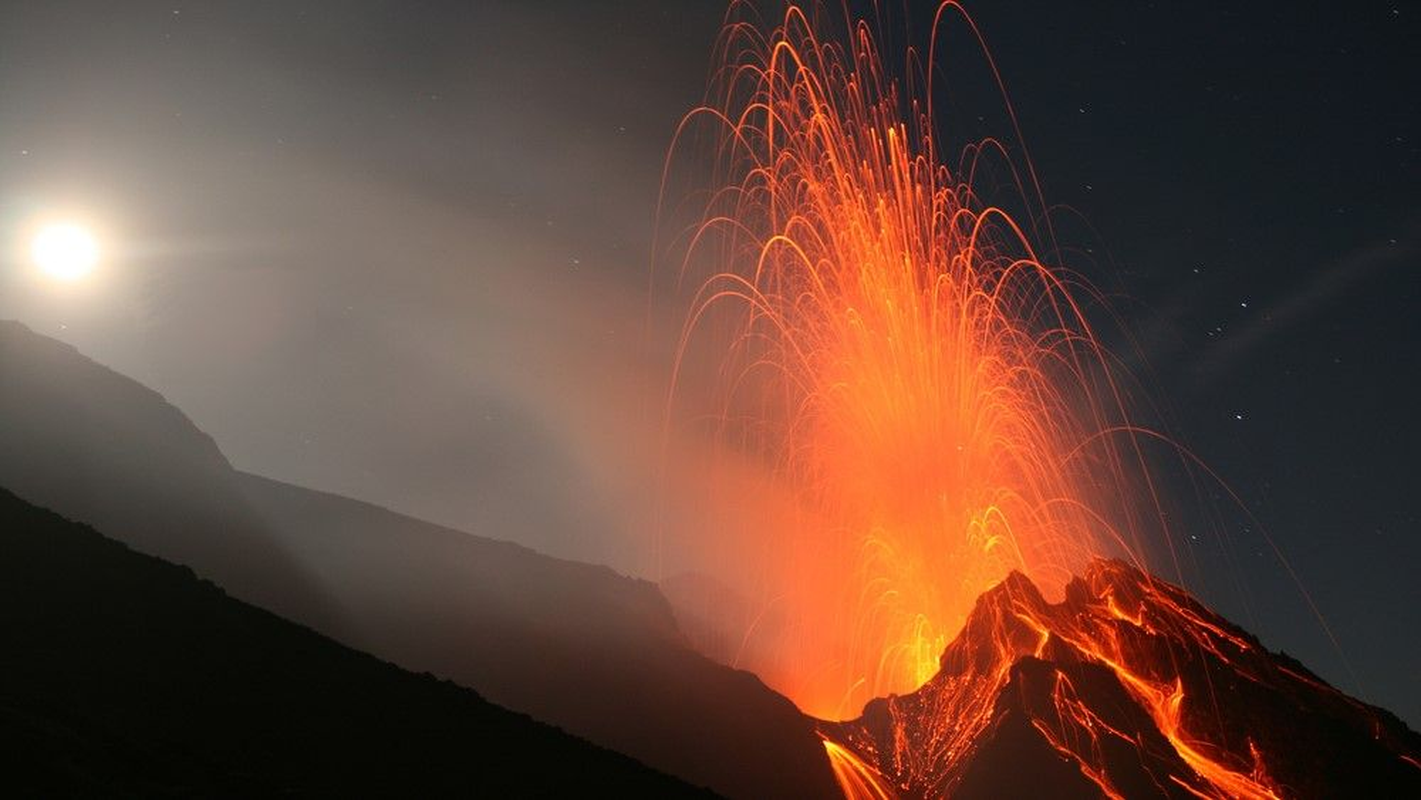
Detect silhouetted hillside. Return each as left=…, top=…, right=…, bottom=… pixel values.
left=0, top=485, right=710, bottom=797
left=660, top=571, right=761, bottom=668
left=236, top=473, right=840, bottom=800
left=0, top=320, right=327, bottom=628
left=0, top=320, right=838, bottom=799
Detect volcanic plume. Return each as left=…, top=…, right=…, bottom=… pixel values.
left=660, top=1, right=1164, bottom=720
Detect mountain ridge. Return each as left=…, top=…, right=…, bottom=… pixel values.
left=232, top=469, right=839, bottom=799
left=0, top=319, right=330, bottom=628
left=0, top=483, right=711, bottom=797
left=0, top=319, right=838, bottom=800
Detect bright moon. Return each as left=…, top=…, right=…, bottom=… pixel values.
left=31, top=223, right=99, bottom=281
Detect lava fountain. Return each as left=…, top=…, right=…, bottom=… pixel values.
left=653, top=4, right=1420, bottom=798
left=659, top=0, right=1161, bottom=722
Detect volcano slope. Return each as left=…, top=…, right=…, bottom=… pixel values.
left=0, top=320, right=836, bottom=800
left=0, top=485, right=710, bottom=797
left=819, top=559, right=1421, bottom=799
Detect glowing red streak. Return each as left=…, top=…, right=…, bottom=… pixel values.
left=822, top=738, right=895, bottom=800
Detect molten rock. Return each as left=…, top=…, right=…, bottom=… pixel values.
left=820, top=560, right=1421, bottom=799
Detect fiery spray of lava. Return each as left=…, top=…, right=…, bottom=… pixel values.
left=659, top=1, right=1158, bottom=720
left=655, top=5, right=1415, bottom=798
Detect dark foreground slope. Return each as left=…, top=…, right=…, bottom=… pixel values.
left=0, top=486, right=709, bottom=798
left=822, top=560, right=1421, bottom=799
left=235, top=473, right=838, bottom=800
left=0, top=320, right=327, bottom=628
left=0, top=320, right=837, bottom=799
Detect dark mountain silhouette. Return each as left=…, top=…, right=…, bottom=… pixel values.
left=0, top=320, right=838, bottom=799
left=234, top=473, right=839, bottom=800
left=0, top=485, right=708, bottom=797
left=820, top=560, right=1421, bottom=799
left=0, top=320, right=329, bottom=629
left=657, top=571, right=760, bottom=669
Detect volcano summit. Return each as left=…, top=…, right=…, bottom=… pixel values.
left=817, top=560, right=1421, bottom=799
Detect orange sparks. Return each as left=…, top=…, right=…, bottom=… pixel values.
left=660, top=1, right=1150, bottom=721
left=653, top=5, right=1408, bottom=799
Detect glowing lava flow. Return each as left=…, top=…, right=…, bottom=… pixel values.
left=816, top=560, right=1345, bottom=798
left=661, top=1, right=1153, bottom=721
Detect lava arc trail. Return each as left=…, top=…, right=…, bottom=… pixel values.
left=659, top=0, right=1161, bottom=722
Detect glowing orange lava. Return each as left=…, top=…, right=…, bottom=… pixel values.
left=656, top=6, right=1418, bottom=799
left=661, top=1, right=1154, bottom=721
left=818, top=560, right=1306, bottom=798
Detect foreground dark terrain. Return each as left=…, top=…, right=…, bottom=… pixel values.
left=0, top=486, right=710, bottom=797
left=0, top=320, right=839, bottom=800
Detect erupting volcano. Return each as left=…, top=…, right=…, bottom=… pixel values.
left=658, top=2, right=1421, bottom=797
left=662, top=1, right=1163, bottom=719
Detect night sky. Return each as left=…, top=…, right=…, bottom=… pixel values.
left=1, top=1, right=1416, bottom=726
